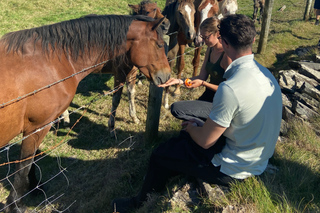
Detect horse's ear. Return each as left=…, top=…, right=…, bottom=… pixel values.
left=152, top=17, right=166, bottom=31
left=128, top=4, right=139, bottom=13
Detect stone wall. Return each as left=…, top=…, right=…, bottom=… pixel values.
left=279, top=60, right=320, bottom=135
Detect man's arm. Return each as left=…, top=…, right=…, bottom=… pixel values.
left=185, top=118, right=226, bottom=149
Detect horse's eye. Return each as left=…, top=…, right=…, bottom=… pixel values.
left=157, top=43, right=164, bottom=48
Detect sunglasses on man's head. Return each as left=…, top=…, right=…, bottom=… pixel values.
left=200, top=33, right=212, bottom=40
left=218, top=36, right=228, bottom=45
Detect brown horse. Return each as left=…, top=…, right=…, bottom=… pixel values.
left=163, top=0, right=196, bottom=102
left=163, top=0, right=219, bottom=100
left=193, top=0, right=220, bottom=82
left=100, top=0, right=170, bottom=138
left=0, top=14, right=170, bottom=213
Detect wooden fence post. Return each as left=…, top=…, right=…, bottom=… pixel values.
left=257, top=0, right=275, bottom=54
left=304, top=0, right=314, bottom=21
left=145, top=82, right=163, bottom=142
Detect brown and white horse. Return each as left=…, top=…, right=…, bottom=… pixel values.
left=101, top=0, right=170, bottom=137
left=163, top=0, right=219, bottom=101
left=0, top=15, right=170, bottom=213
left=193, top=0, right=220, bottom=76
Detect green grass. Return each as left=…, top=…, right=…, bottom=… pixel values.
left=0, top=0, right=320, bottom=212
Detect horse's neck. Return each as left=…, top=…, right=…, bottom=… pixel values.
left=163, top=1, right=180, bottom=34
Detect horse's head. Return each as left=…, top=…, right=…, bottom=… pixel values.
left=176, top=0, right=197, bottom=41
left=126, top=17, right=171, bottom=86
left=195, top=0, right=219, bottom=46
left=129, top=1, right=170, bottom=35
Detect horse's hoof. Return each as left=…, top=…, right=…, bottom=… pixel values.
left=172, top=91, right=181, bottom=97
left=109, top=130, right=116, bottom=138
left=132, top=117, right=140, bottom=124
left=63, top=120, right=70, bottom=127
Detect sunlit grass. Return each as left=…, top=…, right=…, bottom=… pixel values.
left=0, top=0, right=320, bottom=212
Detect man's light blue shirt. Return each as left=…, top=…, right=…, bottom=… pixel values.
left=209, top=54, right=282, bottom=179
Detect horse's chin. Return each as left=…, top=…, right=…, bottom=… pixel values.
left=152, top=72, right=171, bottom=86
left=194, top=37, right=204, bottom=47
left=194, top=41, right=204, bottom=47
left=138, top=66, right=170, bottom=86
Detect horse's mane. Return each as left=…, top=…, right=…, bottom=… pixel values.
left=1, top=15, right=155, bottom=61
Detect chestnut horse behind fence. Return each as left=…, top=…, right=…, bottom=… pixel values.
left=0, top=14, right=170, bottom=213
left=163, top=0, right=219, bottom=100
left=102, top=0, right=170, bottom=138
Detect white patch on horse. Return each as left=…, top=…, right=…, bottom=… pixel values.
left=198, top=3, right=213, bottom=36
left=201, top=3, right=213, bottom=22
left=185, top=5, right=194, bottom=28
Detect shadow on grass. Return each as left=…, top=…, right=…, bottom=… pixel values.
left=269, top=46, right=318, bottom=75
left=76, top=73, right=113, bottom=97
left=0, top=127, right=180, bottom=212
left=261, top=156, right=320, bottom=211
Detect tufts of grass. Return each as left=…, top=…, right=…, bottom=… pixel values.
left=1, top=0, right=320, bottom=212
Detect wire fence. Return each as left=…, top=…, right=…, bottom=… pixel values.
left=0, top=3, right=265, bottom=210
left=0, top=39, right=204, bottom=212
left=0, top=2, right=266, bottom=210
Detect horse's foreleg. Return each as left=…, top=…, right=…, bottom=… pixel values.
left=167, top=40, right=179, bottom=70
left=108, top=86, right=124, bottom=138
left=174, top=43, right=186, bottom=96
left=163, top=87, right=170, bottom=109
left=163, top=37, right=178, bottom=108
left=5, top=125, right=51, bottom=213
left=62, top=109, right=70, bottom=126
left=192, top=47, right=202, bottom=77
left=127, top=69, right=139, bottom=124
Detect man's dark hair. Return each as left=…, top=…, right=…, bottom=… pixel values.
left=219, top=14, right=256, bottom=52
